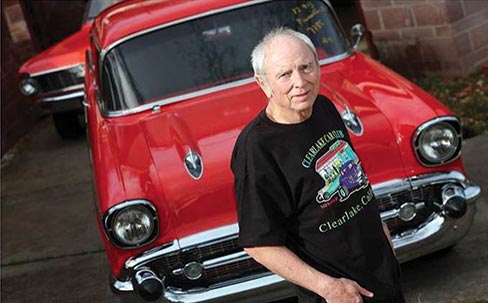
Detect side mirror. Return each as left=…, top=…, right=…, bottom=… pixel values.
left=350, top=24, right=365, bottom=49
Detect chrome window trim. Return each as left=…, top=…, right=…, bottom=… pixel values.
left=30, top=63, right=85, bottom=77
left=97, top=0, right=352, bottom=118
left=101, top=78, right=254, bottom=117
left=412, top=116, right=462, bottom=167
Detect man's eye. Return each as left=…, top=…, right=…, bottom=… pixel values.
left=278, top=71, right=291, bottom=79
left=302, top=63, right=313, bottom=72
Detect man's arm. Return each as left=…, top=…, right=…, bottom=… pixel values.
left=245, top=246, right=373, bottom=303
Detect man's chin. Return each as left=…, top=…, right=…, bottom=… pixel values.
left=293, top=99, right=315, bottom=111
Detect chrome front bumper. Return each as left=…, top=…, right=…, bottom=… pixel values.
left=36, top=86, right=84, bottom=115
left=112, top=171, right=481, bottom=303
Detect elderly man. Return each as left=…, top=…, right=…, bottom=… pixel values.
left=231, top=28, right=405, bottom=303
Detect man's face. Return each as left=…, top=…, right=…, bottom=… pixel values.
left=256, top=36, right=320, bottom=121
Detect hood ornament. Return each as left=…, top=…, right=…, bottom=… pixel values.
left=341, top=107, right=364, bottom=136
left=184, top=150, right=203, bottom=180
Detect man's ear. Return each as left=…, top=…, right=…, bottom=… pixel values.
left=255, top=75, right=272, bottom=99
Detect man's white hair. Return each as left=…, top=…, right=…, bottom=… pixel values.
left=251, top=27, right=318, bottom=83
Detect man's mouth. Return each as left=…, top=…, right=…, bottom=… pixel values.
left=293, top=91, right=310, bottom=99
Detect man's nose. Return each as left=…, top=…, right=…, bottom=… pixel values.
left=292, top=70, right=306, bottom=87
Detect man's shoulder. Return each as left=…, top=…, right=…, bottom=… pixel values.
left=235, top=110, right=270, bottom=147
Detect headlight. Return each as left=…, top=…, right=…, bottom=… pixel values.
left=413, top=117, right=462, bottom=166
left=104, top=200, right=158, bottom=248
left=19, top=77, right=39, bottom=95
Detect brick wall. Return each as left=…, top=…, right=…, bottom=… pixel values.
left=1, top=0, right=39, bottom=157
left=360, top=0, right=488, bottom=77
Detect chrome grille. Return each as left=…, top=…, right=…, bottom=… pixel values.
left=152, top=238, right=266, bottom=290
left=376, top=185, right=437, bottom=234
left=34, top=65, right=84, bottom=93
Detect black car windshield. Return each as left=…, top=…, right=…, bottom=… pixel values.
left=100, top=0, right=349, bottom=113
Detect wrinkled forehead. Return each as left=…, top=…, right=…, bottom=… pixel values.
left=265, top=36, right=316, bottom=70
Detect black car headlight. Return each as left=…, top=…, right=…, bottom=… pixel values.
left=413, top=117, right=462, bottom=166
left=104, top=200, right=158, bottom=248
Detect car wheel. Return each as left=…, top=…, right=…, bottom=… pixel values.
left=339, top=185, right=349, bottom=198
left=52, top=110, right=85, bottom=139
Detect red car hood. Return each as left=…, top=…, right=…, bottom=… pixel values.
left=105, top=52, right=453, bottom=240
left=321, top=53, right=453, bottom=179
left=18, top=23, right=91, bottom=76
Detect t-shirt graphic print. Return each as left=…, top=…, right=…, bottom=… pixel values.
left=314, top=139, right=369, bottom=207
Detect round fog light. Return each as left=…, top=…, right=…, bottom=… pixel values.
left=183, top=262, right=203, bottom=280
left=398, top=203, right=417, bottom=222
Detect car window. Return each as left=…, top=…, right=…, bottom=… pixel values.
left=100, top=0, right=349, bottom=113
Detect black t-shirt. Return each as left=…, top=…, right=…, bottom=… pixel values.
left=231, top=95, right=402, bottom=302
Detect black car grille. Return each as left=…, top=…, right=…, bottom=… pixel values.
left=151, top=185, right=440, bottom=291
left=33, top=65, right=84, bottom=94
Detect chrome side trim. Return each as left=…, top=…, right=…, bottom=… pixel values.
left=30, top=63, right=85, bottom=77
left=41, top=88, right=85, bottom=102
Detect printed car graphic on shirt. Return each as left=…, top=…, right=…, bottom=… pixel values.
left=315, top=140, right=368, bottom=205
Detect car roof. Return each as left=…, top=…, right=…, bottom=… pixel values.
left=92, top=0, right=249, bottom=52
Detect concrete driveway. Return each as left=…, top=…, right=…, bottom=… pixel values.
left=1, top=118, right=487, bottom=303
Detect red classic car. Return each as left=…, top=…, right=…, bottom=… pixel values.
left=18, top=0, right=121, bottom=139
left=84, top=0, right=482, bottom=302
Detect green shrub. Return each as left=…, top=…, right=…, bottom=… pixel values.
left=414, top=72, right=488, bottom=139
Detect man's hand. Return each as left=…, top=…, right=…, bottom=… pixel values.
left=244, top=246, right=373, bottom=303
left=319, top=277, right=374, bottom=303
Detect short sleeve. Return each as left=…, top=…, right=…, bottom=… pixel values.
left=231, top=132, right=295, bottom=248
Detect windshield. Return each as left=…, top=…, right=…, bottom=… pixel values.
left=100, top=0, right=349, bottom=113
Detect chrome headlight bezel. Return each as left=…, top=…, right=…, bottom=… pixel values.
left=103, top=200, right=159, bottom=249
left=412, top=116, right=462, bottom=167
